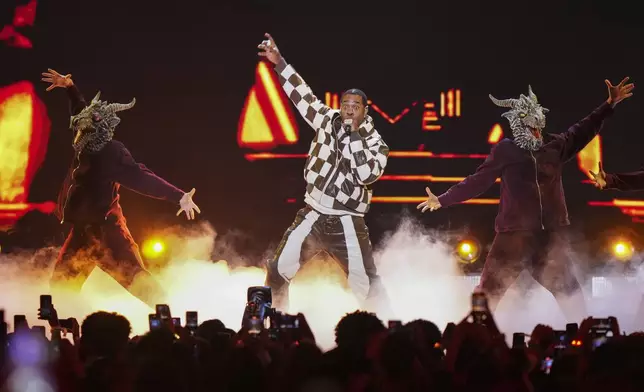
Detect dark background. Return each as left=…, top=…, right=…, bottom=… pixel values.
left=2, top=0, right=643, bottom=268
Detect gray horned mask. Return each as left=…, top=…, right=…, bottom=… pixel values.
left=69, top=91, right=136, bottom=153
left=489, top=86, right=549, bottom=151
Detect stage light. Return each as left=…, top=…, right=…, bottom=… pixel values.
left=455, top=239, right=481, bottom=263
left=142, top=239, right=165, bottom=259
left=611, top=239, right=634, bottom=261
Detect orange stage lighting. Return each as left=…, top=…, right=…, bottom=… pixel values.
left=422, top=102, right=440, bottom=131
left=0, top=0, right=38, bottom=49
left=244, top=151, right=489, bottom=161
left=285, top=197, right=499, bottom=205
left=0, top=81, right=53, bottom=230
left=369, top=102, right=417, bottom=124
left=370, top=197, right=499, bottom=205
left=379, top=175, right=500, bottom=183
left=456, top=238, right=481, bottom=263
left=142, top=238, right=166, bottom=259
left=610, top=238, right=634, bottom=261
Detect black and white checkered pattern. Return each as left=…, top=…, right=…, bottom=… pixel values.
left=275, top=60, right=389, bottom=215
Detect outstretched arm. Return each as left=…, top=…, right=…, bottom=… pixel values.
left=560, top=77, right=634, bottom=162
left=605, top=171, right=644, bottom=191
left=592, top=161, right=644, bottom=191
left=108, top=144, right=201, bottom=220
left=438, top=144, right=505, bottom=207
left=258, top=33, right=333, bottom=131
left=110, top=143, right=185, bottom=203
left=418, top=143, right=505, bottom=212
left=347, top=122, right=389, bottom=185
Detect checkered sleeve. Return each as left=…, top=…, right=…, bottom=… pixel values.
left=348, top=130, right=389, bottom=185
left=274, top=58, right=332, bottom=130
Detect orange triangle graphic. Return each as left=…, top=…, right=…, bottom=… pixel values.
left=577, top=135, right=602, bottom=179
left=0, top=86, right=33, bottom=203
left=488, top=123, right=503, bottom=144
left=237, top=62, right=299, bottom=150
left=239, top=87, right=274, bottom=146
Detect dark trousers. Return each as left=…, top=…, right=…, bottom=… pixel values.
left=265, top=206, right=388, bottom=311
left=479, top=229, right=586, bottom=320
left=51, top=215, right=166, bottom=308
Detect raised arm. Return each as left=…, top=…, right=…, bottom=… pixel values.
left=560, top=77, right=634, bottom=162
left=258, top=33, right=333, bottom=131
left=66, top=85, right=87, bottom=116
left=41, top=68, right=86, bottom=115
left=418, top=142, right=506, bottom=212
left=348, top=119, right=389, bottom=185
left=559, top=102, right=613, bottom=162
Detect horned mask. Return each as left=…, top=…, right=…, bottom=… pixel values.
left=489, top=86, right=549, bottom=151
left=70, top=91, right=136, bottom=153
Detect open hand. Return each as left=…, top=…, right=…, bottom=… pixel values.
left=416, top=186, right=441, bottom=213
left=605, top=77, right=634, bottom=107
left=589, top=161, right=607, bottom=189
left=177, top=188, right=201, bottom=220
left=41, top=68, right=73, bottom=91
left=257, top=33, right=282, bottom=65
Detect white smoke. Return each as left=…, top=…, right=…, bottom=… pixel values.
left=1, top=217, right=643, bottom=351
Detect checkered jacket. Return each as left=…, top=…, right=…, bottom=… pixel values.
left=274, top=59, right=389, bottom=215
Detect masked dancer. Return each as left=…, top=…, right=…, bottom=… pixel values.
left=418, top=78, right=634, bottom=320
left=41, top=69, right=201, bottom=307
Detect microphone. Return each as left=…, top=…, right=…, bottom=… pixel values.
left=343, top=119, right=353, bottom=132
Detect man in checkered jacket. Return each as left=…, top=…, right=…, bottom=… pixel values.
left=258, top=33, right=390, bottom=311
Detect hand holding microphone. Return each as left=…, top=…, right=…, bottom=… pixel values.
left=343, top=118, right=355, bottom=132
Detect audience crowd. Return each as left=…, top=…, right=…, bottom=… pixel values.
left=1, top=297, right=643, bottom=392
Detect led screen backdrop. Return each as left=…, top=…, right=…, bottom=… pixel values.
left=237, top=62, right=644, bottom=222
left=0, top=0, right=642, bottom=259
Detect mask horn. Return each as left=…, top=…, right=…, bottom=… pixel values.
left=528, top=85, right=538, bottom=102
left=105, top=98, right=136, bottom=113
left=91, top=91, right=101, bottom=104
left=489, top=94, right=517, bottom=108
